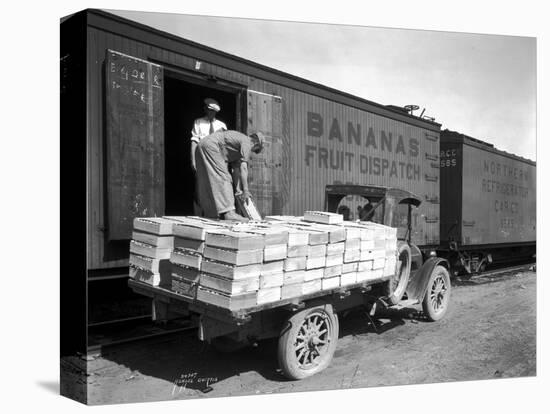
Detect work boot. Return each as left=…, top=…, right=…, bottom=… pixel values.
left=223, top=210, right=249, bottom=222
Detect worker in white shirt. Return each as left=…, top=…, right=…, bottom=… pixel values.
left=190, top=98, right=227, bottom=172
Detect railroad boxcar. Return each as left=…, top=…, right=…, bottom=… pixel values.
left=61, top=8, right=441, bottom=337
left=439, top=129, right=536, bottom=274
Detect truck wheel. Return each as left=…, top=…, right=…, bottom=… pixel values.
left=278, top=304, right=339, bottom=380
left=422, top=265, right=451, bottom=321
left=210, top=336, right=249, bottom=353
left=384, top=242, right=412, bottom=305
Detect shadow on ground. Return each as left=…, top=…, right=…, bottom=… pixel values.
left=92, top=333, right=284, bottom=393
left=338, top=304, right=428, bottom=338
left=90, top=305, right=419, bottom=392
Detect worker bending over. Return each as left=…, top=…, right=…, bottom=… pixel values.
left=195, top=130, right=264, bottom=221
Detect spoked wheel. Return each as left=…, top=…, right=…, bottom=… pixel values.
left=278, top=305, right=339, bottom=380
left=422, top=265, right=451, bottom=321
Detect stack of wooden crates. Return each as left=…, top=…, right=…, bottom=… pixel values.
left=129, top=217, right=176, bottom=286
left=128, top=212, right=398, bottom=311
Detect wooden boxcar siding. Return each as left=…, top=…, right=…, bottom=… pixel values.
left=271, top=88, right=440, bottom=246
left=243, top=81, right=439, bottom=245
left=87, top=26, right=439, bottom=269
left=461, top=144, right=536, bottom=245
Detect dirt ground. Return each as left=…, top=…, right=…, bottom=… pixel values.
left=70, top=270, right=536, bottom=405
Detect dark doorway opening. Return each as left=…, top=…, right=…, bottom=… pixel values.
left=164, top=75, right=239, bottom=215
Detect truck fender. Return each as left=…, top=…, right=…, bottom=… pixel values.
left=405, top=257, right=450, bottom=302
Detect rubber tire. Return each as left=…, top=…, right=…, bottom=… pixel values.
left=278, top=304, right=339, bottom=380
left=422, top=265, right=451, bottom=322
left=210, top=336, right=249, bottom=353
left=384, top=242, right=412, bottom=305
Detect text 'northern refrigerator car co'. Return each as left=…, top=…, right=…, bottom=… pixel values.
left=439, top=129, right=535, bottom=273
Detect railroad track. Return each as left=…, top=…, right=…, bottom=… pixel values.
left=474, top=262, right=535, bottom=278
left=87, top=317, right=196, bottom=356
left=454, top=261, right=535, bottom=285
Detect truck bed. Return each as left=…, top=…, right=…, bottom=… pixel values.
left=128, top=276, right=391, bottom=323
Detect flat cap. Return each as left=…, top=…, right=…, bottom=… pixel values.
left=250, top=131, right=265, bottom=149
left=204, top=98, right=221, bottom=112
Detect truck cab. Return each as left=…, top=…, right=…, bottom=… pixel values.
left=325, top=184, right=420, bottom=241
left=325, top=184, right=450, bottom=316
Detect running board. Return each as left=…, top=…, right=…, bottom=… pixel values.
left=387, top=299, right=420, bottom=310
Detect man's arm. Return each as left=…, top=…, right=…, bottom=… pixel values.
left=231, top=164, right=241, bottom=193
left=190, top=141, right=198, bottom=172
left=239, top=162, right=251, bottom=204
left=190, top=119, right=203, bottom=172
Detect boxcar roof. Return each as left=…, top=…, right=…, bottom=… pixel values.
left=441, top=129, right=536, bottom=166
left=79, top=9, right=441, bottom=132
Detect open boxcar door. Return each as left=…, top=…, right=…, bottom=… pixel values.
left=246, top=90, right=288, bottom=217
left=105, top=50, right=165, bottom=240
